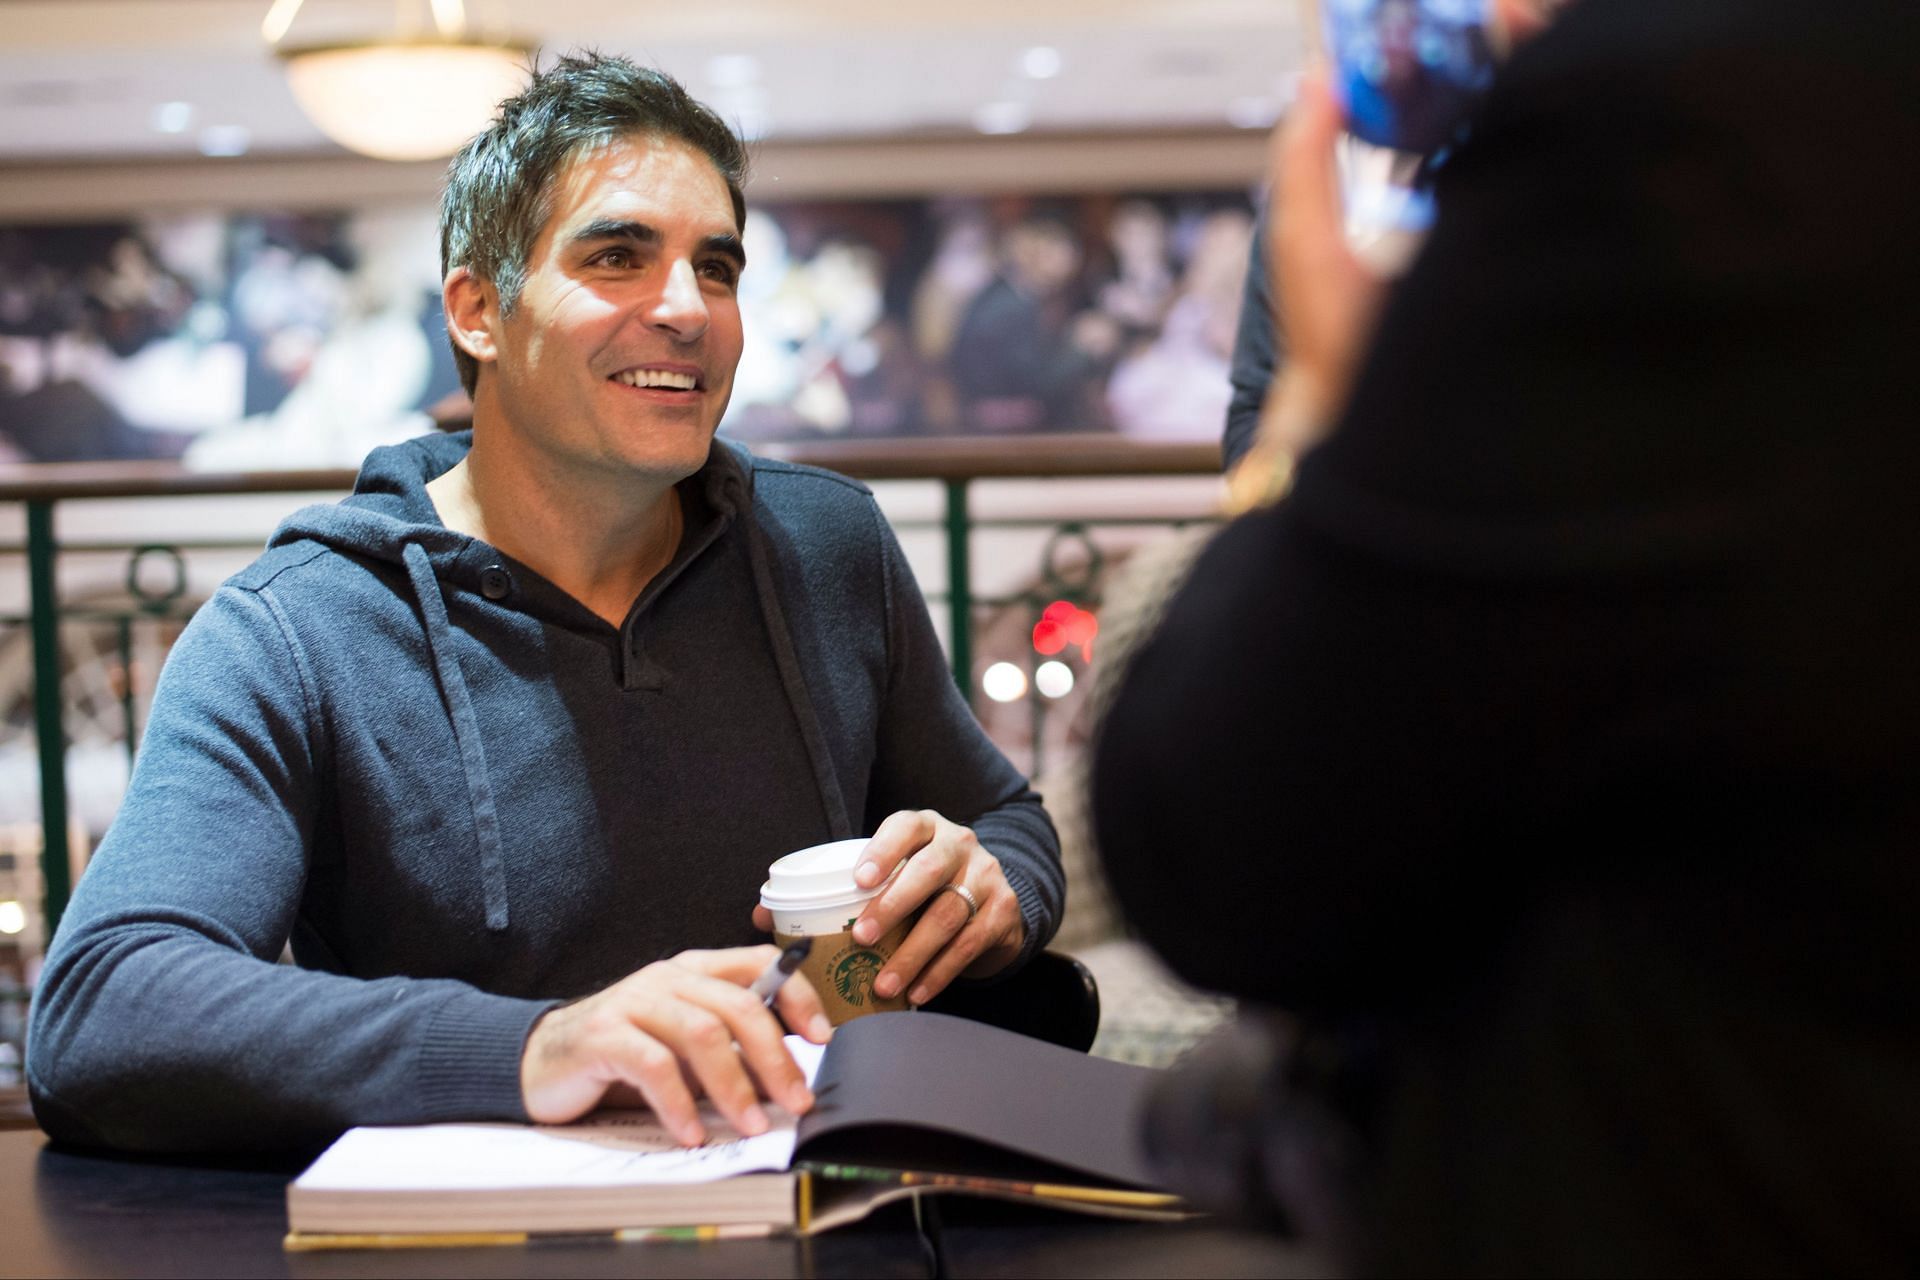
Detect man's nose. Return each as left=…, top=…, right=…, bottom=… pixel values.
left=645, top=259, right=709, bottom=341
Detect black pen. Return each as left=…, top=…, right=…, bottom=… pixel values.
left=748, top=938, right=811, bottom=1007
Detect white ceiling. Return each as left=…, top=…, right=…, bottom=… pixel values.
left=0, top=0, right=1309, bottom=163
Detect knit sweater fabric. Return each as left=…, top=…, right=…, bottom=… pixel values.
left=28, top=430, right=1062, bottom=1152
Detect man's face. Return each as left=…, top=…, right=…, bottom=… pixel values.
left=1006, top=224, right=1079, bottom=297
left=476, top=133, right=744, bottom=486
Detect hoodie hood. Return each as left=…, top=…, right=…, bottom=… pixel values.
left=267, top=429, right=757, bottom=587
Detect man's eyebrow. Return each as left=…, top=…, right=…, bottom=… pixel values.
left=566, top=220, right=745, bottom=270
left=701, top=234, right=747, bottom=270
left=567, top=218, right=660, bottom=249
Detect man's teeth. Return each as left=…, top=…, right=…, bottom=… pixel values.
left=614, top=368, right=697, bottom=390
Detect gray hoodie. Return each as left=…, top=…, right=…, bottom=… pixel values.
left=28, top=430, right=1061, bottom=1152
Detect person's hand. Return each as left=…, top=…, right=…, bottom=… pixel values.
left=1269, top=64, right=1394, bottom=433
left=1492, top=0, right=1564, bottom=49
left=750, top=810, right=1027, bottom=1007
left=520, top=946, right=832, bottom=1146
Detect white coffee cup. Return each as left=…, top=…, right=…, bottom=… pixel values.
left=760, top=839, right=911, bottom=1022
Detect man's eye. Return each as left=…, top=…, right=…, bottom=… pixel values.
left=593, top=248, right=632, bottom=268
left=699, top=259, right=740, bottom=287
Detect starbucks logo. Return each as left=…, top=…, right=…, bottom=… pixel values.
left=831, top=946, right=886, bottom=1006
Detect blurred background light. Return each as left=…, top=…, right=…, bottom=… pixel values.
left=264, top=0, right=533, bottom=162
left=281, top=44, right=531, bottom=161
left=1035, top=601, right=1098, bottom=660
left=1034, top=660, right=1075, bottom=699
left=972, top=101, right=1031, bottom=136
left=1020, top=46, right=1063, bottom=80
left=259, top=0, right=304, bottom=43
left=150, top=101, right=194, bottom=134
left=197, top=125, right=251, bottom=157
left=982, top=662, right=1029, bottom=704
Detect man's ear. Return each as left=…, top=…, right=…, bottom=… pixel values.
left=443, top=266, right=499, bottom=365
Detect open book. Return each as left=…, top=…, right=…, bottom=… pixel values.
left=284, top=1011, right=1185, bottom=1249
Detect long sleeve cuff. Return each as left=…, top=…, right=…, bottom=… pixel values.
left=1004, top=862, right=1054, bottom=972
left=416, top=987, right=558, bottom=1123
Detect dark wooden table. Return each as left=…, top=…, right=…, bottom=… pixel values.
left=0, top=1127, right=1329, bottom=1279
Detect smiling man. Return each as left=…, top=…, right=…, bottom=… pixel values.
left=27, top=55, right=1063, bottom=1153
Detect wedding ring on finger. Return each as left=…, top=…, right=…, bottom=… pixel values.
left=934, top=882, right=979, bottom=926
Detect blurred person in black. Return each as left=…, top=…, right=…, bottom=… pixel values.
left=1220, top=205, right=1280, bottom=474
left=947, top=215, right=1120, bottom=432
left=1095, top=0, right=1920, bottom=1274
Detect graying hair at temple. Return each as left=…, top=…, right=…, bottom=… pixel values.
left=437, top=51, right=751, bottom=396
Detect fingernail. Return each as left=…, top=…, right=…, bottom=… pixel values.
left=909, top=985, right=929, bottom=1006
left=809, top=1014, right=834, bottom=1041
left=741, top=1105, right=769, bottom=1135
left=853, top=919, right=878, bottom=944
left=855, top=861, right=879, bottom=887
left=680, top=1123, right=706, bottom=1147
left=788, top=1086, right=815, bottom=1113
left=874, top=973, right=899, bottom=998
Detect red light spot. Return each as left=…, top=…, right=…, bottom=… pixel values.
left=1032, top=618, right=1067, bottom=655
left=1042, top=600, right=1077, bottom=624
left=1061, top=609, right=1098, bottom=647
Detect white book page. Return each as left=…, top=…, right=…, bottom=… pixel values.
left=297, top=1036, right=829, bottom=1192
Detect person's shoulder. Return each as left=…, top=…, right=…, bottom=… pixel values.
left=746, top=454, right=876, bottom=503
left=224, top=537, right=338, bottom=595
left=221, top=529, right=401, bottom=615
left=736, top=450, right=885, bottom=540
left=726, top=446, right=894, bottom=581
left=156, top=540, right=347, bottom=672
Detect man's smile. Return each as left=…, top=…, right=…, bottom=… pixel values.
left=609, top=363, right=705, bottom=393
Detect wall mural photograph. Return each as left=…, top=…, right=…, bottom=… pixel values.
left=0, top=188, right=1254, bottom=467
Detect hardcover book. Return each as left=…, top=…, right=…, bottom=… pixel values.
left=284, top=1011, right=1185, bottom=1249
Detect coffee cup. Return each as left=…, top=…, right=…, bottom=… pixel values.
left=760, top=838, right=912, bottom=1024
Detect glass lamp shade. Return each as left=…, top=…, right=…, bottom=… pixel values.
left=282, top=42, right=531, bottom=161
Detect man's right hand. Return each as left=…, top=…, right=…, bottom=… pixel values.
left=519, top=946, right=833, bottom=1145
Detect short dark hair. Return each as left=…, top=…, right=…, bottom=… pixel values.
left=439, top=51, right=749, bottom=395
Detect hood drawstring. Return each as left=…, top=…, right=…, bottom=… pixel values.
left=402, top=542, right=511, bottom=932
left=741, top=513, right=853, bottom=842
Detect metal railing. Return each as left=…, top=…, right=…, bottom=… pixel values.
left=0, top=435, right=1222, bottom=941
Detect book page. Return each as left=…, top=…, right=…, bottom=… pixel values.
left=296, top=1037, right=829, bottom=1192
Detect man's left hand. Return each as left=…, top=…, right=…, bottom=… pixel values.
left=750, top=809, right=1026, bottom=1006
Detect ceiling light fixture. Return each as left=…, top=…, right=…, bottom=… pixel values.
left=150, top=101, right=195, bottom=134
left=265, top=0, right=532, bottom=162
left=198, top=125, right=253, bottom=157
left=973, top=101, right=1032, bottom=136
left=1020, top=46, right=1063, bottom=80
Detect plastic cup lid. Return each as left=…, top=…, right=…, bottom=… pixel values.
left=759, top=838, right=877, bottom=910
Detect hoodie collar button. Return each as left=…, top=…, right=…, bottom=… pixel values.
left=479, top=566, right=512, bottom=600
